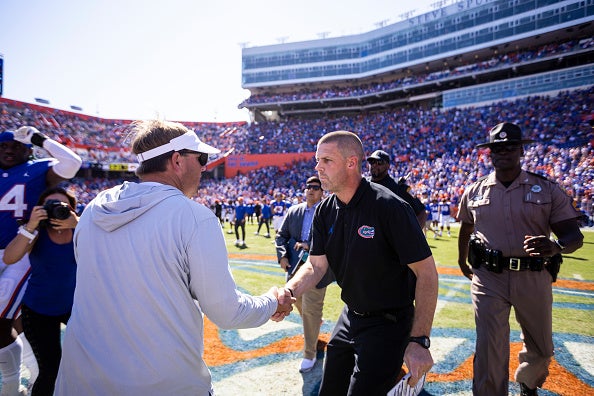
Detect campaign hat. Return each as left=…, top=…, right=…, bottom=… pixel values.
left=476, top=122, right=534, bottom=148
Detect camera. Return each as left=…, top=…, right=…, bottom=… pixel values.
left=43, top=199, right=71, bottom=221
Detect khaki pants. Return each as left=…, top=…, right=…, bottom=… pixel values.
left=294, top=286, right=326, bottom=359
left=471, top=267, right=553, bottom=395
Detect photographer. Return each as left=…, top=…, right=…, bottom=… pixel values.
left=3, top=187, right=78, bottom=396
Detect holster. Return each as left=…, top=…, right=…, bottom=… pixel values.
left=546, top=254, right=563, bottom=282
left=468, top=235, right=503, bottom=273
left=468, top=235, right=484, bottom=269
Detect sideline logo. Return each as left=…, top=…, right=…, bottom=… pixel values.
left=358, top=225, right=375, bottom=239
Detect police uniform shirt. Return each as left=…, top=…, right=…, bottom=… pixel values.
left=310, top=178, right=431, bottom=313
left=458, top=170, right=580, bottom=257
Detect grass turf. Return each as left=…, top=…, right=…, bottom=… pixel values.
left=223, top=221, right=594, bottom=336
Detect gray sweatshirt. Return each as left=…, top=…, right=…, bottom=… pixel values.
left=56, top=181, right=277, bottom=395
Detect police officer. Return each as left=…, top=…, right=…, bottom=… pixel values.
left=367, top=150, right=427, bottom=226
left=457, top=122, right=584, bottom=396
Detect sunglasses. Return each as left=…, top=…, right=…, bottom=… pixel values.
left=367, top=159, right=386, bottom=165
left=306, top=184, right=322, bottom=191
left=490, top=145, right=521, bottom=154
left=180, top=150, right=209, bottom=166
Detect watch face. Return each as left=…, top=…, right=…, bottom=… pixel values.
left=410, top=336, right=430, bottom=349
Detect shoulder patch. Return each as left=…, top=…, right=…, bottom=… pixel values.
left=526, top=171, right=552, bottom=182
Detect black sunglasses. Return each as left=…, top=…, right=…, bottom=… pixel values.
left=306, top=184, right=322, bottom=191
left=367, top=159, right=386, bottom=165
left=490, top=145, right=521, bottom=154
left=180, top=150, right=209, bottom=166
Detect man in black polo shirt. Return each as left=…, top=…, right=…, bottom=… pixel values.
left=367, top=149, right=427, bottom=227
left=285, top=131, right=438, bottom=395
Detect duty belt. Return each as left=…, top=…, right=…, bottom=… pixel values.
left=468, top=235, right=563, bottom=281
left=499, top=257, right=545, bottom=271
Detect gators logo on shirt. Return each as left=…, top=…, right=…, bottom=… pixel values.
left=358, top=225, right=375, bottom=239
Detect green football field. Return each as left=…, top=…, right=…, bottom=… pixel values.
left=223, top=221, right=594, bottom=336
left=209, top=221, right=593, bottom=394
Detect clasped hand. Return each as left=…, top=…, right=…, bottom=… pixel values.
left=524, top=234, right=560, bottom=256
left=269, top=286, right=295, bottom=322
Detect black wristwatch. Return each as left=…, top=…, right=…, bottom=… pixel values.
left=409, top=336, right=430, bottom=349
left=554, top=239, right=566, bottom=251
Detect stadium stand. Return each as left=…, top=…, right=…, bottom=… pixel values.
left=1, top=1, right=592, bottom=225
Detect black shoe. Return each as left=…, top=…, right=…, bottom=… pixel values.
left=520, top=383, right=538, bottom=396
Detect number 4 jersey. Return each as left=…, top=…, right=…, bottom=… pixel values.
left=0, top=159, right=53, bottom=249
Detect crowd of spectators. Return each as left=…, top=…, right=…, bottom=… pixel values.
left=239, top=36, right=594, bottom=107
left=1, top=86, right=592, bottom=226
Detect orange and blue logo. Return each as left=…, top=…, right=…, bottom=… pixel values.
left=358, top=225, right=375, bottom=238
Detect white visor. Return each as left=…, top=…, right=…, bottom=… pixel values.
left=136, top=131, right=220, bottom=163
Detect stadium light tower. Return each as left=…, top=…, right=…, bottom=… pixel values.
left=374, top=20, right=389, bottom=29
left=238, top=42, right=250, bottom=49
left=317, top=32, right=330, bottom=39
left=276, top=36, right=289, bottom=44
left=431, top=1, right=446, bottom=9
left=398, top=10, right=415, bottom=20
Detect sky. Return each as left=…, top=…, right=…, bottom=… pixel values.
left=0, top=0, right=437, bottom=123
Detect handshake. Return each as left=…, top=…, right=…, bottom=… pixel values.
left=269, top=286, right=297, bottom=322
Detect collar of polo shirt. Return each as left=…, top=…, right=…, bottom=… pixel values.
left=136, top=131, right=220, bottom=163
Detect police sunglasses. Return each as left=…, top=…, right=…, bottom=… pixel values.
left=489, top=144, right=521, bottom=154
left=179, top=150, right=209, bottom=166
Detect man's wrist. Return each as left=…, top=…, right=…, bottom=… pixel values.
left=409, top=335, right=431, bottom=349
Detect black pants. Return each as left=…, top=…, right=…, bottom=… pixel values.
left=319, top=306, right=413, bottom=396
left=257, top=217, right=270, bottom=233
left=21, top=304, right=70, bottom=396
left=234, top=220, right=246, bottom=241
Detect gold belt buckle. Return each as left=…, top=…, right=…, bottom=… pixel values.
left=509, top=258, right=521, bottom=271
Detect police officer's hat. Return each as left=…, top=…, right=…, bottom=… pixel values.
left=476, top=122, right=535, bottom=148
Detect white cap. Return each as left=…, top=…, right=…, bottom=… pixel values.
left=136, top=131, right=220, bottom=163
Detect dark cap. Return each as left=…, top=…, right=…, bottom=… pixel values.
left=476, top=122, right=534, bottom=148
left=306, top=176, right=321, bottom=186
left=0, top=131, right=16, bottom=143
left=0, top=131, right=32, bottom=147
left=367, top=150, right=390, bottom=163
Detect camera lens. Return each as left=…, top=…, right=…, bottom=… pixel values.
left=44, top=199, right=71, bottom=220
left=52, top=204, right=71, bottom=220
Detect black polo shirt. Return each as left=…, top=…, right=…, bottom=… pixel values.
left=310, top=178, right=431, bottom=312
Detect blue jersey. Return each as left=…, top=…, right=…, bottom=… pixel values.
left=261, top=204, right=272, bottom=219
left=0, top=159, right=53, bottom=248
left=271, top=200, right=288, bottom=217
left=235, top=204, right=248, bottom=221
left=425, top=203, right=433, bottom=221
left=439, top=202, right=452, bottom=216
left=429, top=202, right=440, bottom=217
